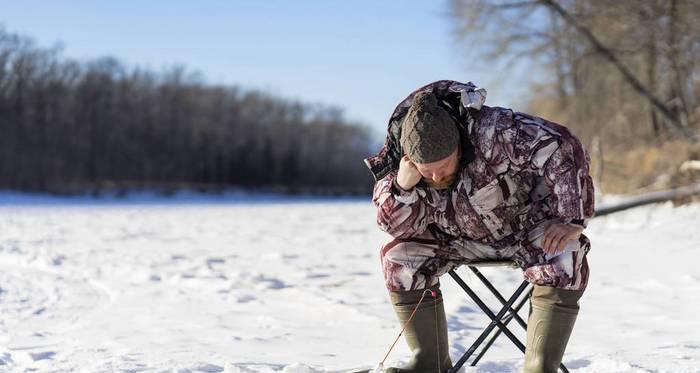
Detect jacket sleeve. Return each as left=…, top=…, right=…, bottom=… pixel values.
left=528, top=128, right=595, bottom=228
left=372, top=170, right=433, bottom=239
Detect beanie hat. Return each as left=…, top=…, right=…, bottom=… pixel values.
left=400, top=91, right=460, bottom=164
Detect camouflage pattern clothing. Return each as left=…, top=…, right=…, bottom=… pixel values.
left=365, top=80, right=595, bottom=292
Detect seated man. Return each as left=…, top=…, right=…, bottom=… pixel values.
left=365, top=80, right=594, bottom=373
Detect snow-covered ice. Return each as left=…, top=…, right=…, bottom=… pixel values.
left=0, top=193, right=698, bottom=372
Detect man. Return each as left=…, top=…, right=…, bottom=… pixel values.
left=364, top=80, right=594, bottom=373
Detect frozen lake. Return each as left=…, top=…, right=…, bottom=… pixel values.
left=0, top=195, right=699, bottom=372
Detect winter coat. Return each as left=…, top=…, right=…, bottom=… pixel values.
left=364, top=80, right=595, bottom=249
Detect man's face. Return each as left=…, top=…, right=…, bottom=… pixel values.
left=412, top=147, right=460, bottom=188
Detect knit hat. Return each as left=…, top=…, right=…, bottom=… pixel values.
left=400, top=91, right=460, bottom=164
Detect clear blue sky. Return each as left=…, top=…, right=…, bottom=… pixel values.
left=1, top=0, right=530, bottom=140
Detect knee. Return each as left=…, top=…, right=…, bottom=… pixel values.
left=520, top=233, right=591, bottom=291
left=380, top=240, right=415, bottom=267
left=379, top=240, right=408, bottom=291
left=523, top=257, right=590, bottom=291
left=379, top=239, right=441, bottom=292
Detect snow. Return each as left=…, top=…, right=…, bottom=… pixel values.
left=0, top=193, right=698, bottom=372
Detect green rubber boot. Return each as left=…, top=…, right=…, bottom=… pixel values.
left=385, top=283, right=452, bottom=373
left=523, top=285, right=583, bottom=373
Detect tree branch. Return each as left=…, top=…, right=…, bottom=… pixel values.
left=538, top=0, right=699, bottom=142
left=492, top=1, right=539, bottom=9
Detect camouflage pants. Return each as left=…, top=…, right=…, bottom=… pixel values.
left=380, top=221, right=590, bottom=292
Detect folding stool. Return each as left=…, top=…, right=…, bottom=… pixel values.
left=445, top=261, right=569, bottom=373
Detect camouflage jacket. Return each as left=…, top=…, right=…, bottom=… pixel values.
left=365, top=80, right=595, bottom=248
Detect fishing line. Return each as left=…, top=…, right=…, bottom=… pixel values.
left=371, top=288, right=440, bottom=373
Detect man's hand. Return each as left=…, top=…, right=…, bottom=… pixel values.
left=542, top=223, right=584, bottom=254
left=396, top=155, right=422, bottom=191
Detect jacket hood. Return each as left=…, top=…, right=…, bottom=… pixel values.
left=364, top=80, right=487, bottom=181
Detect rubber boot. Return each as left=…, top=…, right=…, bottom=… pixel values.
left=385, top=283, right=452, bottom=373
left=523, top=285, right=583, bottom=373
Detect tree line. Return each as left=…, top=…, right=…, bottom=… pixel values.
left=0, top=28, right=375, bottom=196
left=450, top=0, right=700, bottom=193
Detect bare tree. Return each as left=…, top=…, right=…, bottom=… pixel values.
left=449, top=0, right=700, bottom=192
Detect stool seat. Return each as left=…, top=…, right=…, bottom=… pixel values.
left=465, top=260, right=518, bottom=268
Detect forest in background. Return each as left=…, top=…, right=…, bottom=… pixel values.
left=0, top=28, right=375, bottom=196
left=450, top=0, right=700, bottom=194
left=4, top=0, right=700, bottom=198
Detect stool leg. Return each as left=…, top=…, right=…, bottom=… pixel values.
left=447, top=271, right=528, bottom=373
left=470, top=267, right=530, bottom=331
left=471, top=286, right=532, bottom=365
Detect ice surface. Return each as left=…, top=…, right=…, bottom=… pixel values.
left=0, top=193, right=698, bottom=372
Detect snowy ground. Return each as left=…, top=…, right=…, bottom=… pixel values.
left=0, top=192, right=698, bottom=373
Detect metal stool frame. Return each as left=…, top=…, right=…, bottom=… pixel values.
left=446, top=261, right=569, bottom=373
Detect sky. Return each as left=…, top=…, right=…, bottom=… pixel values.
left=0, top=0, right=530, bottom=140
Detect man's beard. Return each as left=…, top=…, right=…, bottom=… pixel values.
left=423, top=173, right=456, bottom=189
